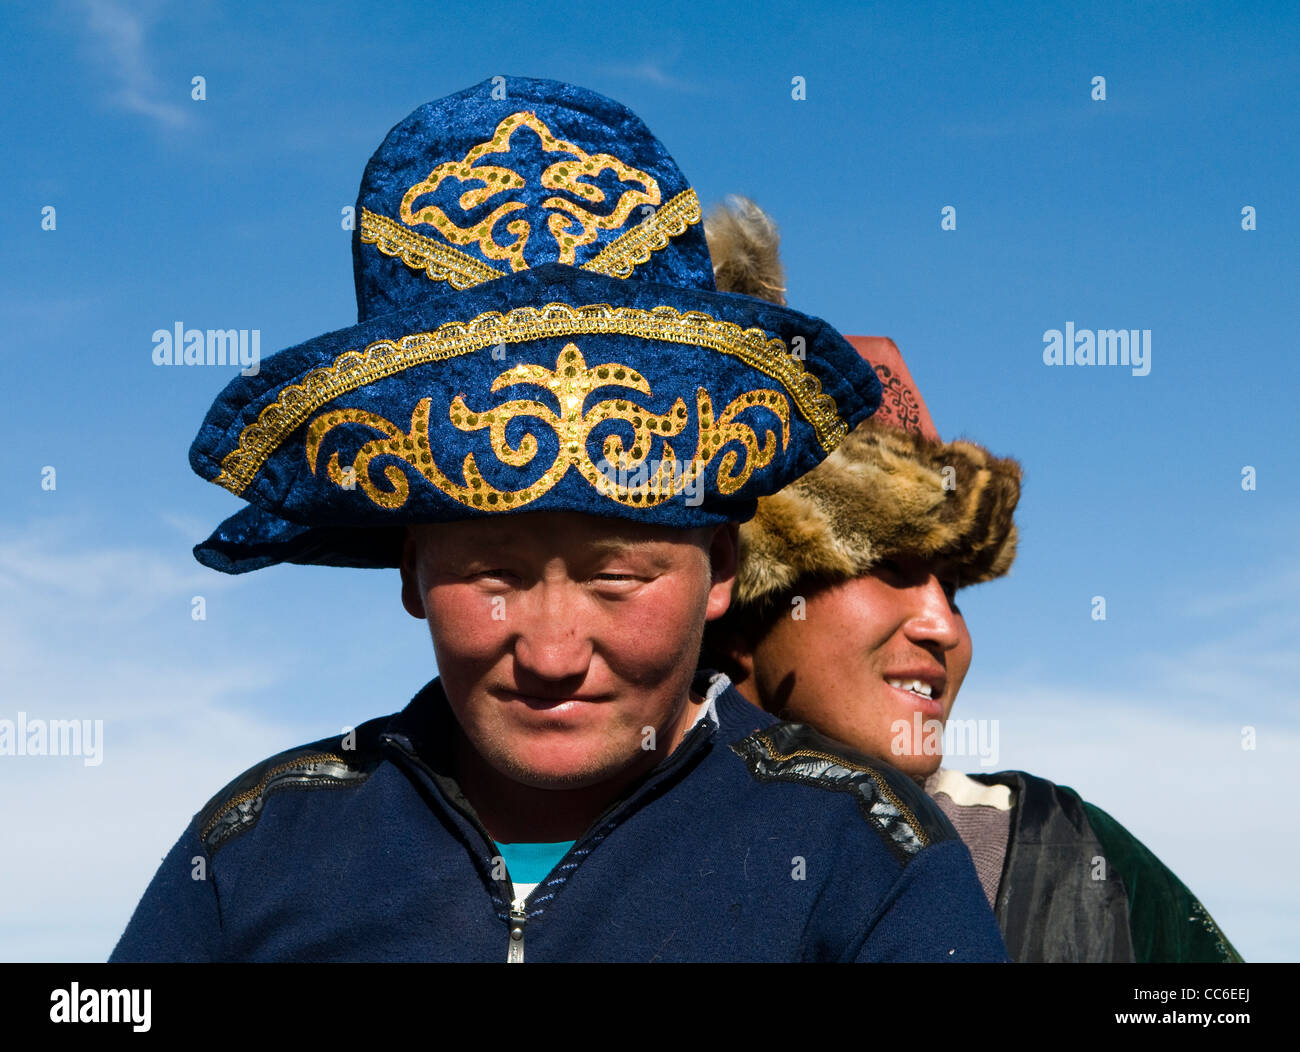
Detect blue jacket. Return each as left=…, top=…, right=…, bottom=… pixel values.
left=110, top=672, right=1008, bottom=962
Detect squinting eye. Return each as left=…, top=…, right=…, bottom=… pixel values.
left=473, top=569, right=516, bottom=582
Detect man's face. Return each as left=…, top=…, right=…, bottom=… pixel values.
left=401, top=511, right=736, bottom=791
left=745, top=557, right=972, bottom=778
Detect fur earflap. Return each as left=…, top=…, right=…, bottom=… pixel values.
left=703, top=195, right=787, bottom=305
left=735, top=419, right=1022, bottom=609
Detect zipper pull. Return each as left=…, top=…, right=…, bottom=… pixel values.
left=507, top=899, right=526, bottom=963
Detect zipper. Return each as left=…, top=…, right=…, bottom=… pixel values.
left=381, top=732, right=536, bottom=961
left=507, top=898, right=527, bottom=963
left=381, top=710, right=717, bottom=962
left=498, top=716, right=716, bottom=962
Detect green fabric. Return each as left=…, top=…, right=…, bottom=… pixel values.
left=1076, top=797, right=1243, bottom=963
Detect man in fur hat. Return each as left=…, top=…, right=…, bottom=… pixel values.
left=703, top=196, right=1241, bottom=963
left=109, top=80, right=1008, bottom=963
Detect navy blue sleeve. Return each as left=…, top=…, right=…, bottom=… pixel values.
left=109, top=821, right=221, bottom=963
left=854, top=839, right=1010, bottom=962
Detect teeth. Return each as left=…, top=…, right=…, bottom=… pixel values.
left=887, top=678, right=933, bottom=698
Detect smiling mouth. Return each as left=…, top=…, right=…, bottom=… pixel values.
left=883, top=676, right=945, bottom=715
left=885, top=678, right=934, bottom=699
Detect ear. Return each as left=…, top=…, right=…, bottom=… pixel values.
left=399, top=528, right=426, bottom=620
left=703, top=522, right=739, bottom=622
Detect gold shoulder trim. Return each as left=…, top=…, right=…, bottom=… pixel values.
left=212, top=303, right=847, bottom=496
left=746, top=731, right=930, bottom=851
left=359, top=208, right=507, bottom=290
left=581, top=189, right=702, bottom=280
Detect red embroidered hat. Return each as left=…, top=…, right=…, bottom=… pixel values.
left=844, top=335, right=939, bottom=442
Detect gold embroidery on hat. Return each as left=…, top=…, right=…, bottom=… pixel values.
left=363, top=188, right=700, bottom=289
left=304, top=344, right=791, bottom=512
left=581, top=189, right=701, bottom=280
left=399, top=111, right=660, bottom=271
left=359, top=208, right=506, bottom=289
left=212, top=303, right=847, bottom=497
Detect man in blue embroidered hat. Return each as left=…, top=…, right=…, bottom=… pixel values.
left=109, top=77, right=1008, bottom=963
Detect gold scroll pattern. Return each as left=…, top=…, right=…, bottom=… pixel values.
left=360, top=187, right=700, bottom=289
left=399, top=111, right=661, bottom=271
left=211, top=303, right=846, bottom=498
left=303, top=343, right=790, bottom=512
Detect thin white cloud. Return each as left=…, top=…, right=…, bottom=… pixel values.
left=1179, top=565, right=1300, bottom=618
left=0, top=681, right=308, bottom=962
left=0, top=522, right=215, bottom=608
left=595, top=45, right=704, bottom=95
left=0, top=522, right=307, bottom=961
left=72, top=0, right=190, bottom=129
left=619, top=60, right=697, bottom=91
left=1140, top=565, right=1300, bottom=726
left=159, top=510, right=216, bottom=543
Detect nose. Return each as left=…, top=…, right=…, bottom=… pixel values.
left=511, top=581, right=594, bottom=685
left=901, top=574, right=963, bottom=653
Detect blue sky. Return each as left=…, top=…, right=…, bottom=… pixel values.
left=1, top=0, right=1297, bottom=960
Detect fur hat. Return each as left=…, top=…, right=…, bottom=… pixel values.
left=703, top=196, right=1022, bottom=612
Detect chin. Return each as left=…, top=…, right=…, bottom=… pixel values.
left=893, top=752, right=943, bottom=780
left=496, top=744, right=631, bottom=791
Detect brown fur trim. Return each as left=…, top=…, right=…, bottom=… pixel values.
left=703, top=195, right=787, bottom=305
left=735, top=418, right=1022, bottom=610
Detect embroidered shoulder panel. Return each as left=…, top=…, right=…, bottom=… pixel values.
left=730, top=722, right=956, bottom=863
left=196, top=728, right=385, bottom=855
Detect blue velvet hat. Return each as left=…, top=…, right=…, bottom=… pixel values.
left=189, top=77, right=882, bottom=573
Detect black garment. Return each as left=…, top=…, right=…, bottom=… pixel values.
left=969, top=771, right=1241, bottom=963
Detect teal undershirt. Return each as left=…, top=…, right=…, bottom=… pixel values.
left=493, top=840, right=576, bottom=884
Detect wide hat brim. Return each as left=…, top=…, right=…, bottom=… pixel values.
left=190, top=262, right=880, bottom=573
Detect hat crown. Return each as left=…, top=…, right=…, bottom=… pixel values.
left=353, top=77, right=714, bottom=321
left=842, top=336, right=940, bottom=441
